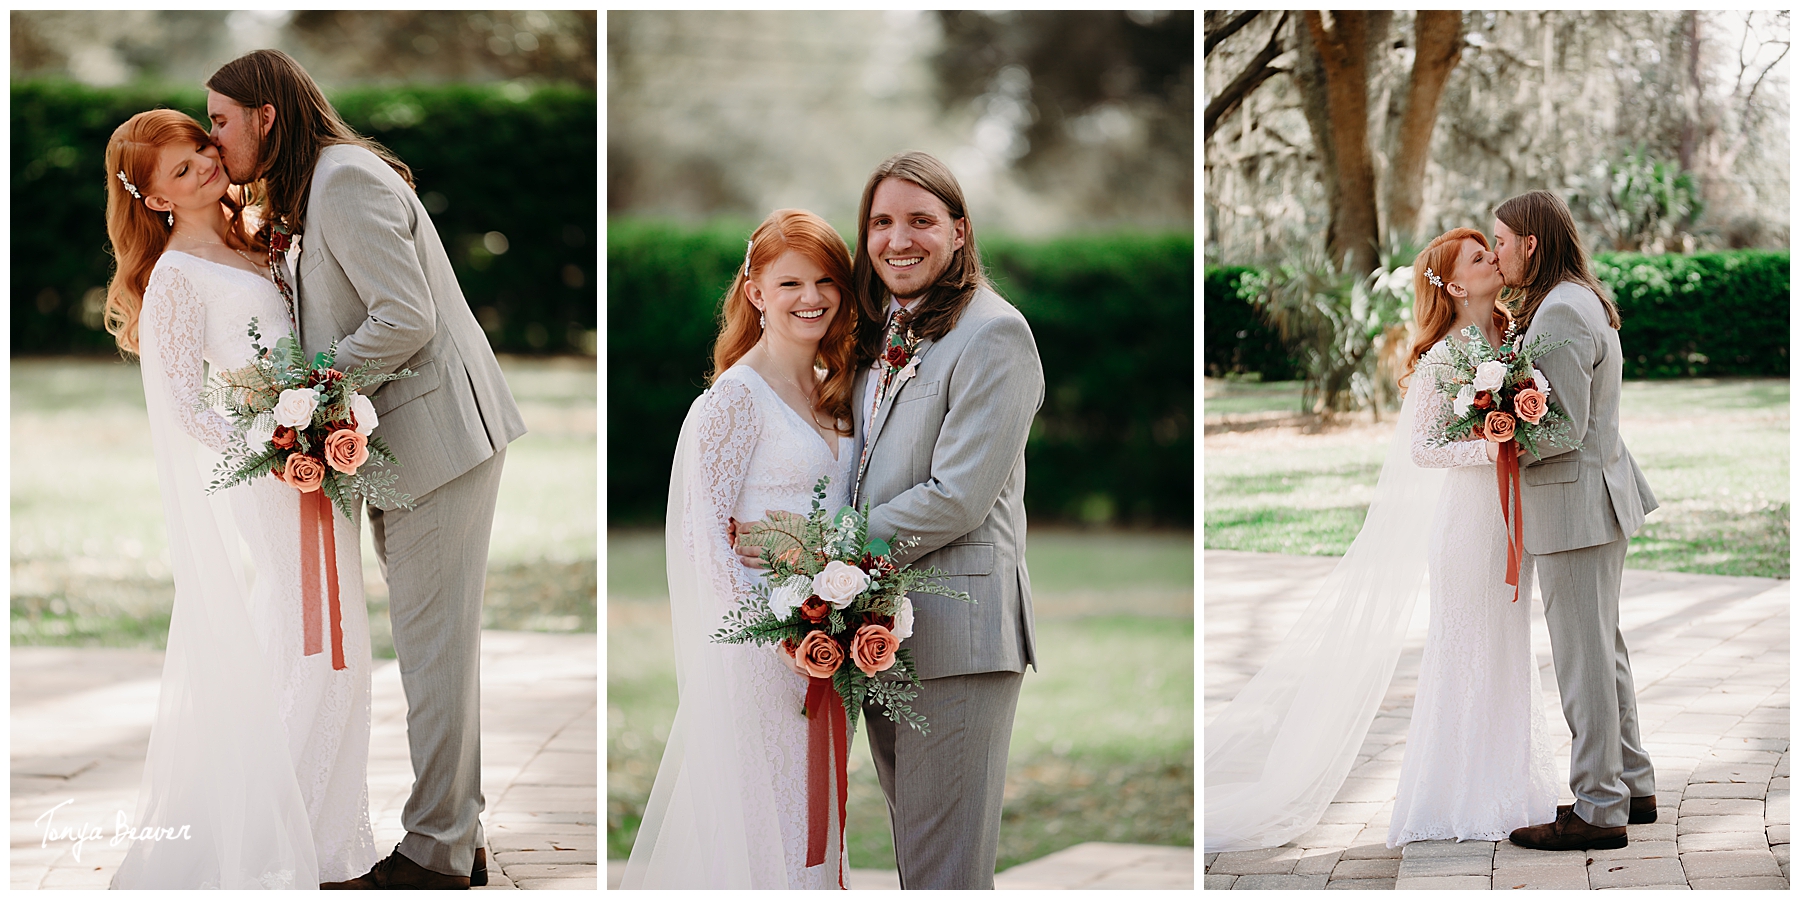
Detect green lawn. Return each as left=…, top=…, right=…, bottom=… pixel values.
left=11, top=356, right=597, bottom=655
left=606, top=527, right=1195, bottom=870
left=1204, top=378, right=1789, bottom=578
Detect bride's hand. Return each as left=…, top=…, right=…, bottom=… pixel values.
left=1485, top=440, right=1500, bottom=463
left=729, top=517, right=769, bottom=569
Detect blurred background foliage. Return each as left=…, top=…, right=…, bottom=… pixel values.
left=608, top=224, right=1193, bottom=527
left=11, top=10, right=597, bottom=356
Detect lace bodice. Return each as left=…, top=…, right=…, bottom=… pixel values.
left=141, top=252, right=291, bottom=454
left=1411, top=342, right=1494, bottom=470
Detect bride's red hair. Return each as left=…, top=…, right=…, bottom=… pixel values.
left=103, top=109, right=260, bottom=354
left=1401, top=227, right=1511, bottom=388
left=709, top=209, right=858, bottom=434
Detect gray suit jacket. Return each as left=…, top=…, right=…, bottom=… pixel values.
left=1518, top=281, right=1658, bottom=554
left=854, top=287, right=1044, bottom=681
left=295, top=144, right=526, bottom=508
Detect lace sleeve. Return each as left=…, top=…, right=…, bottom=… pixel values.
left=1411, top=366, right=1491, bottom=469
left=142, top=264, right=236, bottom=454
left=683, top=377, right=763, bottom=615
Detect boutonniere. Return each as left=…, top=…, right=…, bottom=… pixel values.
left=267, top=223, right=294, bottom=253
left=879, top=325, right=923, bottom=401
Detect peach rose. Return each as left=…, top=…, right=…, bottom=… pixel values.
left=1484, top=411, right=1516, bottom=443
left=850, top=624, right=899, bottom=677
left=324, top=428, right=370, bottom=474
left=799, top=595, right=831, bottom=624
left=1513, top=388, right=1547, bottom=425
left=281, top=453, right=327, bottom=493
left=795, top=630, right=843, bottom=679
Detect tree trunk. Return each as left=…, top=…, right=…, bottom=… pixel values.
left=1385, top=11, right=1464, bottom=245
left=1303, top=11, right=1382, bottom=277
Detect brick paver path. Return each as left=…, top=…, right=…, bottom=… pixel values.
left=12, top=631, right=596, bottom=890
left=1204, top=550, right=1788, bottom=890
left=606, top=841, right=1195, bottom=888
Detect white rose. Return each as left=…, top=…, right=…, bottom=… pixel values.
left=1531, top=368, right=1550, bottom=395
left=766, top=575, right=811, bottom=619
left=1472, top=360, right=1508, bottom=393
left=273, top=387, right=320, bottom=429
left=1453, top=384, right=1475, bottom=418
left=348, top=392, right=378, bottom=435
left=892, top=596, right=914, bottom=641
left=811, top=559, right=870, bottom=609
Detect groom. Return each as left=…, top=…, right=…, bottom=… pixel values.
left=206, top=50, right=527, bottom=888
left=848, top=152, right=1042, bottom=888
left=1492, top=190, right=1658, bottom=852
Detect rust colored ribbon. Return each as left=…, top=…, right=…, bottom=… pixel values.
left=299, top=488, right=347, bottom=670
left=1497, top=441, right=1523, bottom=603
left=803, top=675, right=848, bottom=888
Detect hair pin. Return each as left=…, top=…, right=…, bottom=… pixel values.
left=1424, top=267, right=1444, bottom=289
left=116, top=170, right=142, bottom=200
left=742, top=238, right=753, bottom=277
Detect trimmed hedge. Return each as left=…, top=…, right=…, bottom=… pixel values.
left=1205, top=250, right=1790, bottom=381
left=1203, top=264, right=1297, bottom=380
left=608, top=221, right=1194, bottom=526
left=12, top=80, right=596, bottom=355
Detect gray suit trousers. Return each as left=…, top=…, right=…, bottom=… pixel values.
left=1535, top=538, right=1656, bottom=827
left=369, top=446, right=507, bottom=876
left=865, top=670, right=1024, bottom=889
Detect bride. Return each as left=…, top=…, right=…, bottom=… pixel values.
left=1205, top=226, right=1557, bottom=852
left=101, top=109, right=377, bottom=887
left=622, top=208, right=859, bottom=888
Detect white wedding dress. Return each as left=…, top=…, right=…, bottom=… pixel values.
left=1387, top=351, right=1559, bottom=844
left=622, top=363, right=854, bottom=889
left=111, top=251, right=378, bottom=887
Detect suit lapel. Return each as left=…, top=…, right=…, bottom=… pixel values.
left=853, top=336, right=935, bottom=506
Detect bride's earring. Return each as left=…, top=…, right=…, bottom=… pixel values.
left=167, top=211, right=174, bottom=227
left=755, top=306, right=766, bottom=331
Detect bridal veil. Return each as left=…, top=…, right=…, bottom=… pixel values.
left=1204, top=386, right=1446, bottom=852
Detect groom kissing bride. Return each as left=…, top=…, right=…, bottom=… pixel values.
left=105, top=49, right=524, bottom=888
left=1206, top=189, right=1658, bottom=858
left=623, top=151, right=1044, bottom=889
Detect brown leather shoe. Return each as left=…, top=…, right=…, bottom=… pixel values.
left=1510, top=806, right=1627, bottom=851
left=1556, top=795, right=1657, bottom=825
left=471, top=847, right=487, bottom=887
left=322, top=846, right=471, bottom=890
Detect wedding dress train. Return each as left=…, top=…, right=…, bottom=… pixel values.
left=623, top=363, right=855, bottom=889
left=112, top=251, right=377, bottom=887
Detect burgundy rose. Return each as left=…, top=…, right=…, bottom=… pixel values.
left=884, top=345, right=908, bottom=367
left=272, top=426, right=298, bottom=449
left=799, top=595, right=831, bottom=624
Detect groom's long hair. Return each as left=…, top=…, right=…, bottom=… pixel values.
left=206, top=50, right=413, bottom=241
left=851, top=152, right=988, bottom=368
left=1495, top=190, right=1619, bottom=331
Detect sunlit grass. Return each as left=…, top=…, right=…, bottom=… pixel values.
left=1203, top=378, right=1788, bottom=578
left=11, top=356, right=597, bottom=655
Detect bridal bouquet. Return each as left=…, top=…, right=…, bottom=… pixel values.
left=1420, top=323, right=1581, bottom=601
left=204, top=318, right=415, bottom=518
left=711, top=476, right=972, bottom=736
left=1421, top=324, right=1580, bottom=459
